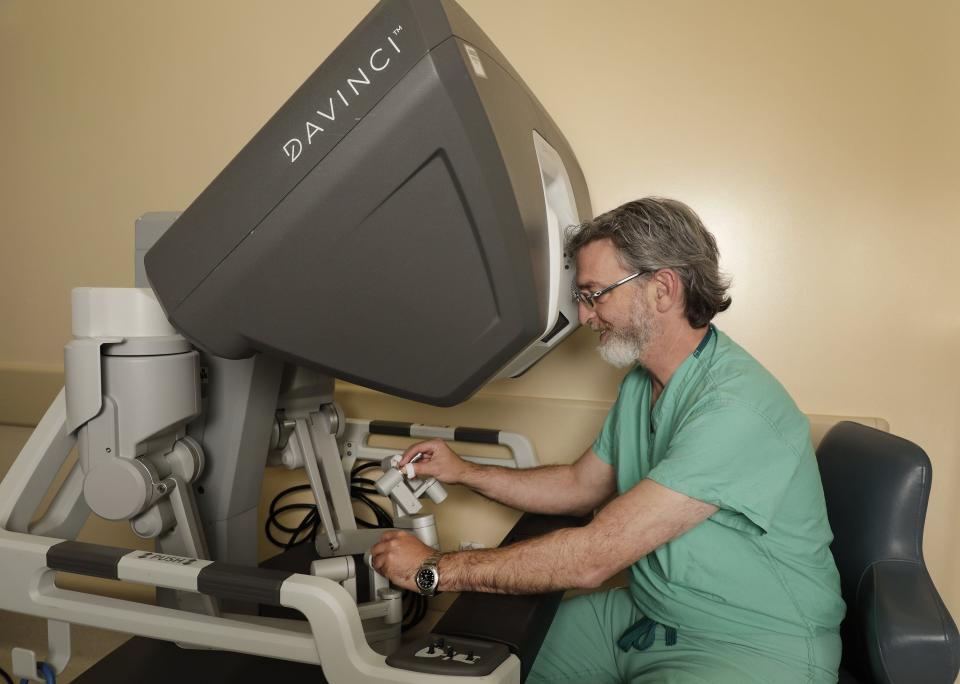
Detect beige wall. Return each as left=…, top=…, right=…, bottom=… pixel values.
left=1, top=0, right=958, bottom=623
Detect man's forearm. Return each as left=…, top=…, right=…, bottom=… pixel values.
left=437, top=526, right=604, bottom=594
left=458, top=463, right=596, bottom=516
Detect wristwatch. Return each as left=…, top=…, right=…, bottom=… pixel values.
left=415, top=552, right=443, bottom=597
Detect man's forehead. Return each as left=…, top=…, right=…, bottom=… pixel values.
left=575, top=238, right=629, bottom=286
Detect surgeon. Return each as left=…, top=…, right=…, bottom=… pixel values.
left=371, top=197, right=844, bottom=683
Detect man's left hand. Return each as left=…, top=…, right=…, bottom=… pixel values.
left=370, top=530, right=435, bottom=592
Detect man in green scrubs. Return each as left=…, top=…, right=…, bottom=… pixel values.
left=371, top=198, right=844, bottom=683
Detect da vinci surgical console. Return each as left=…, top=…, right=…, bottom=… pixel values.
left=0, top=1, right=591, bottom=681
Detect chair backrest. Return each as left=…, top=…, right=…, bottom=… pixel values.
left=817, top=421, right=959, bottom=684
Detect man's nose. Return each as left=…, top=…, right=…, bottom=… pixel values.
left=578, top=301, right=594, bottom=326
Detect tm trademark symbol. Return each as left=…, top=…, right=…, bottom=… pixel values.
left=393, top=25, right=403, bottom=35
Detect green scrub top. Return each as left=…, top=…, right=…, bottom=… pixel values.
left=593, top=326, right=845, bottom=642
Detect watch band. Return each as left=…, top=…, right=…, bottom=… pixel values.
left=416, top=551, right=443, bottom=597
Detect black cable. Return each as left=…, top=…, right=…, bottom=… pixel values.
left=270, top=484, right=311, bottom=512
left=265, top=503, right=317, bottom=548
left=370, top=498, right=392, bottom=524
left=351, top=462, right=381, bottom=478
left=265, top=463, right=431, bottom=632
left=352, top=492, right=391, bottom=527
left=350, top=503, right=383, bottom=529
left=270, top=503, right=318, bottom=533
left=351, top=488, right=391, bottom=519
left=266, top=464, right=401, bottom=571
left=0, top=664, right=13, bottom=684
left=266, top=484, right=321, bottom=549
left=285, top=509, right=318, bottom=549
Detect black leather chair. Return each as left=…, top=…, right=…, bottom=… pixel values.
left=817, top=421, right=960, bottom=683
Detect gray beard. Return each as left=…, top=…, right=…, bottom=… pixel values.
left=598, top=326, right=650, bottom=368
left=596, top=298, right=654, bottom=368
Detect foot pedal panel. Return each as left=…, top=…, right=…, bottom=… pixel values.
left=386, top=634, right=510, bottom=677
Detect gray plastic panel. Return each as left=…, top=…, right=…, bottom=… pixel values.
left=146, top=1, right=432, bottom=310
left=456, top=36, right=591, bottom=324
left=135, top=213, right=179, bottom=287
left=145, top=0, right=590, bottom=406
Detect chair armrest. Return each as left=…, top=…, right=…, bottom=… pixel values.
left=858, top=559, right=960, bottom=684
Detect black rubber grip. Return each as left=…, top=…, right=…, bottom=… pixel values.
left=47, top=540, right=128, bottom=580
left=196, top=562, right=294, bottom=607
left=453, top=426, right=500, bottom=444
left=369, top=420, right=413, bottom=437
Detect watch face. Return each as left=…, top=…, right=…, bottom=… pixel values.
left=416, top=567, right=437, bottom=592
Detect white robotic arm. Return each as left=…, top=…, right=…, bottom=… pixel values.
left=0, top=287, right=527, bottom=682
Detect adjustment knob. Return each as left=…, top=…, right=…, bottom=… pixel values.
left=83, top=458, right=157, bottom=520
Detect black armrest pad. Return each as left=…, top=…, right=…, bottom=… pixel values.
left=432, top=513, right=589, bottom=681
left=859, top=560, right=960, bottom=684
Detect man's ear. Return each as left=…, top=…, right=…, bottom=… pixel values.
left=651, top=268, right=683, bottom=313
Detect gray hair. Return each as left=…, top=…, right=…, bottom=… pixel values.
left=566, top=197, right=732, bottom=327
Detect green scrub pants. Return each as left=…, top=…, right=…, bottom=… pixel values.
left=527, top=589, right=840, bottom=684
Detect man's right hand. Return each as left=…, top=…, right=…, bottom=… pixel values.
left=397, top=439, right=475, bottom=485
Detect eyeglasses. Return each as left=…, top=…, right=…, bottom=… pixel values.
left=572, top=271, right=646, bottom=310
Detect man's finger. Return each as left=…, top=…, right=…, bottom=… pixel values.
left=399, top=442, right=431, bottom=466
left=401, top=460, right=429, bottom=480
left=398, top=449, right=415, bottom=466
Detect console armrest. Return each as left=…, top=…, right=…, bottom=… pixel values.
left=433, top=513, right=589, bottom=681
left=857, top=559, right=960, bottom=684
